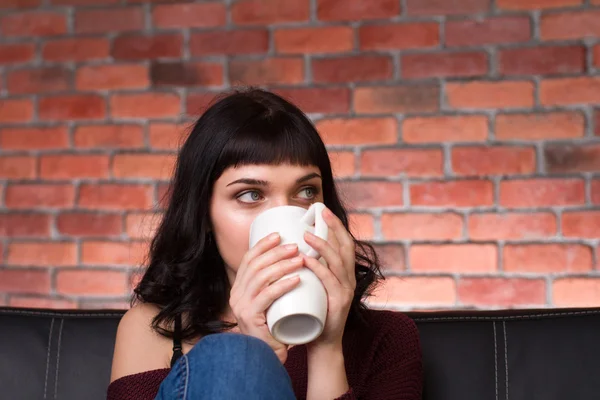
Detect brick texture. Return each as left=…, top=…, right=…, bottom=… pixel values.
left=1, top=0, right=599, bottom=311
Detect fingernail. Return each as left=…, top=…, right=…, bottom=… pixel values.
left=284, top=244, right=297, bottom=250
left=268, top=233, right=279, bottom=241
left=290, top=256, right=302, bottom=263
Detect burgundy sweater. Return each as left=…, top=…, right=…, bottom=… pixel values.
left=107, top=309, right=422, bottom=400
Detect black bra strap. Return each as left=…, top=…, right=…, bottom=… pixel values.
left=170, top=314, right=183, bottom=367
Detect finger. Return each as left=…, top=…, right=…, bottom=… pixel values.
left=246, top=255, right=304, bottom=298
left=238, top=233, right=281, bottom=283
left=322, top=207, right=355, bottom=255
left=252, top=274, right=301, bottom=314
left=304, top=231, right=348, bottom=285
left=238, top=242, right=298, bottom=288
left=302, top=254, right=342, bottom=292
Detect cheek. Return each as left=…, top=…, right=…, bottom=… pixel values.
left=212, top=212, right=253, bottom=271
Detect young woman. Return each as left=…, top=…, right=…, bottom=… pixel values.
left=108, top=88, right=423, bottom=400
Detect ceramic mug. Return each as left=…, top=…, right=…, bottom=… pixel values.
left=248, top=202, right=328, bottom=345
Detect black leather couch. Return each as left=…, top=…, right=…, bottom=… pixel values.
left=1, top=306, right=599, bottom=400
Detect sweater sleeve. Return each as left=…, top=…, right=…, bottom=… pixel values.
left=362, top=313, right=423, bottom=399
left=106, top=369, right=171, bottom=400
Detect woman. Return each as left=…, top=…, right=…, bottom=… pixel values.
left=108, top=88, right=422, bottom=400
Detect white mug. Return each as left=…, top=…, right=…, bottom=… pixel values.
left=248, top=202, right=328, bottom=345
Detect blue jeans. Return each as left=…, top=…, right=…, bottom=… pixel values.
left=155, top=332, right=297, bottom=400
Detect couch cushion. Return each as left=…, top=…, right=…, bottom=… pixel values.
left=1, top=307, right=599, bottom=400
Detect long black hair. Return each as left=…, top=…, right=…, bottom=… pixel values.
left=133, top=87, right=385, bottom=340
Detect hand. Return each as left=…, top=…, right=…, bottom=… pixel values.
left=228, top=233, right=304, bottom=365
left=302, top=207, right=356, bottom=352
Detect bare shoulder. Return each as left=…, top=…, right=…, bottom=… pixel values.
left=110, top=302, right=172, bottom=383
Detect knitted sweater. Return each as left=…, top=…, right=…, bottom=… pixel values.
left=107, top=309, right=422, bottom=399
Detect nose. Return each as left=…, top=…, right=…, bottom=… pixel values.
left=271, top=197, right=293, bottom=208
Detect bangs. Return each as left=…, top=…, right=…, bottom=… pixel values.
left=214, top=112, right=324, bottom=177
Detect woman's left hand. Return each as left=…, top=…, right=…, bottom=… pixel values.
left=302, top=206, right=356, bottom=352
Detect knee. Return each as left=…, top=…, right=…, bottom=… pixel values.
left=188, top=332, right=277, bottom=361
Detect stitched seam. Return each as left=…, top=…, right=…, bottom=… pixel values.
left=493, top=321, right=498, bottom=400
left=0, top=310, right=124, bottom=318
left=182, top=355, right=189, bottom=400
left=412, top=310, right=600, bottom=322
left=504, top=321, right=508, bottom=400
left=44, top=318, right=54, bottom=400
left=54, top=319, right=64, bottom=400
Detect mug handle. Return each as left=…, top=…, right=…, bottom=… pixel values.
left=300, top=202, right=328, bottom=258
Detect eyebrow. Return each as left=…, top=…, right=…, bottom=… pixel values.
left=226, top=172, right=322, bottom=187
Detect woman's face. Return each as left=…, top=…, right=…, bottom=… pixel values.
left=209, top=163, right=325, bottom=285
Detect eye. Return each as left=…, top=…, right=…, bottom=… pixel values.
left=299, top=186, right=319, bottom=200
left=237, top=190, right=263, bottom=203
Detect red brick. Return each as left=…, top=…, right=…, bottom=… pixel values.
left=150, top=61, right=223, bottom=87
left=152, top=3, right=225, bottom=29
left=111, top=93, right=181, bottom=119
left=51, top=0, right=118, bottom=4
left=271, top=87, right=350, bottom=114
left=317, top=0, right=399, bottom=21
left=381, top=213, right=463, bottom=240
left=76, top=64, right=149, bottom=90
left=39, top=95, right=106, bottom=121
left=8, top=296, right=77, bottom=309
left=0, top=126, right=69, bottom=150
left=79, top=184, right=153, bottom=211
left=190, top=30, right=268, bottom=56
left=112, top=33, right=182, bottom=60
left=7, top=242, right=77, bottom=267
left=595, top=109, right=600, bottom=136
left=81, top=241, right=147, bottom=266
left=0, top=214, right=51, bottom=237
left=544, top=144, right=600, bottom=173
left=594, top=45, right=600, bottom=68
left=497, top=0, right=583, bottom=9
left=553, top=279, right=600, bottom=307
left=316, top=118, right=397, bottom=145
left=186, top=92, right=222, bottom=116
left=0, top=0, right=40, bottom=8
left=76, top=7, right=144, bottom=33
left=312, top=55, right=392, bottom=84
left=468, top=212, right=557, bottom=240
left=57, top=213, right=122, bottom=237
left=368, top=276, right=456, bottom=306
left=275, top=26, right=353, bottom=54
left=406, top=0, right=490, bottom=15
left=5, top=184, right=74, bottom=209
left=56, top=270, right=127, bottom=296
left=149, top=123, right=187, bottom=150
left=40, top=155, right=109, bottom=180
left=348, top=213, right=375, bottom=241
left=0, top=99, right=34, bottom=123
left=541, top=77, right=600, bottom=105
left=452, top=146, right=536, bottom=176
left=499, top=45, right=585, bottom=75
left=402, top=51, right=488, bottom=79
left=411, top=180, right=494, bottom=207
left=81, top=299, right=130, bottom=309
left=402, top=115, right=488, bottom=143
left=0, top=270, right=50, bottom=295
left=126, top=212, right=161, bottom=240
left=0, top=11, right=67, bottom=37
left=0, top=43, right=35, bottom=64
left=411, top=244, right=497, bottom=273
left=43, top=37, right=109, bottom=62
left=74, top=124, right=144, bottom=149
left=232, top=0, right=310, bottom=25
left=112, top=154, right=176, bottom=180
left=359, top=22, right=439, bottom=50
left=0, top=156, right=36, bottom=179
left=458, top=278, right=546, bottom=307
left=562, top=211, right=600, bottom=238
left=7, top=67, right=70, bottom=94
left=504, top=244, right=592, bottom=273
left=354, top=84, right=440, bottom=114
left=495, top=112, right=585, bottom=140
left=591, top=179, right=600, bottom=205
left=541, top=10, right=600, bottom=40
left=337, top=181, right=403, bottom=208
left=372, top=244, right=405, bottom=272
left=229, top=58, right=304, bottom=85
left=157, top=183, right=171, bottom=209
left=500, top=179, right=584, bottom=208
left=329, top=151, right=355, bottom=178
left=446, top=81, right=534, bottom=109
left=446, top=16, right=530, bottom=46
left=361, top=148, right=444, bottom=177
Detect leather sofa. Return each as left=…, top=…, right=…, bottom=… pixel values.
left=1, top=306, right=599, bottom=400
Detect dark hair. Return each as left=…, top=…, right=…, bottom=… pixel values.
left=133, top=87, right=384, bottom=340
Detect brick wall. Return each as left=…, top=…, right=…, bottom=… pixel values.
left=0, top=0, right=599, bottom=311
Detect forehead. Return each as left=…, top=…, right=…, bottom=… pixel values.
left=216, top=164, right=321, bottom=184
